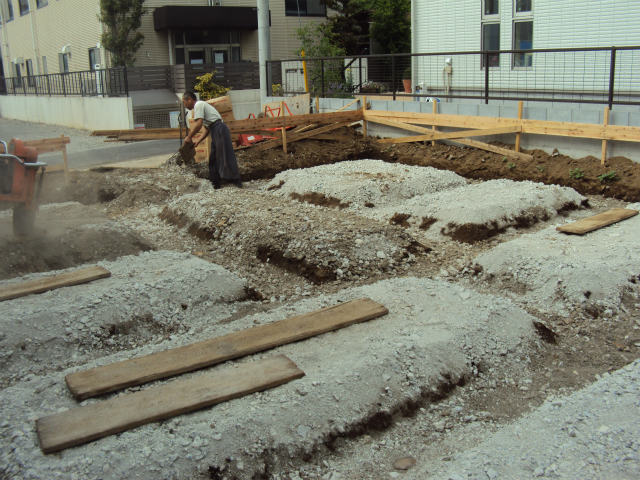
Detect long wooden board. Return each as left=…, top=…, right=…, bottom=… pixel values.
left=364, top=110, right=640, bottom=143
left=556, top=208, right=638, bottom=235
left=251, top=121, right=352, bottom=151
left=66, top=298, right=388, bottom=400
left=38, top=355, right=303, bottom=453
left=227, top=109, right=363, bottom=133
left=0, top=266, right=111, bottom=302
left=365, top=115, right=532, bottom=160
left=376, top=126, right=520, bottom=144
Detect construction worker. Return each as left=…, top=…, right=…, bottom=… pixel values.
left=182, top=91, right=242, bottom=189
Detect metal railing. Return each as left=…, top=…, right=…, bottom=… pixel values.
left=268, top=46, right=640, bottom=108
left=0, top=61, right=260, bottom=98
left=1, top=68, right=129, bottom=97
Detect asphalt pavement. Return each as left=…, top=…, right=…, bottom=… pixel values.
left=0, top=117, right=180, bottom=168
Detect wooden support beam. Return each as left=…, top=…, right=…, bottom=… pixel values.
left=431, top=101, right=437, bottom=147
left=335, top=98, right=359, bottom=112
left=65, top=298, right=388, bottom=400
left=376, top=126, right=521, bottom=144
left=0, top=266, right=111, bottom=302
left=601, top=106, right=609, bottom=165
left=251, top=122, right=352, bottom=152
left=37, top=355, right=304, bottom=453
left=364, top=110, right=640, bottom=143
left=227, top=109, right=362, bottom=133
left=365, top=115, right=532, bottom=160
left=515, top=101, right=524, bottom=152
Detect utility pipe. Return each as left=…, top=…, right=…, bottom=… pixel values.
left=257, top=0, right=271, bottom=107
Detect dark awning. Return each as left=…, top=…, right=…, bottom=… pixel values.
left=153, top=6, right=258, bottom=31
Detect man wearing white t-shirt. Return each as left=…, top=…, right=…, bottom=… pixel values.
left=182, top=91, right=242, bottom=189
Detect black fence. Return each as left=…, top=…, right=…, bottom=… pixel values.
left=268, top=46, right=640, bottom=108
left=0, top=62, right=260, bottom=97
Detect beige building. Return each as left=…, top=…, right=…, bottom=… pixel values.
left=0, top=0, right=327, bottom=77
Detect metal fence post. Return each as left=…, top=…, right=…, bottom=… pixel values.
left=321, top=59, right=325, bottom=98
left=392, top=56, right=396, bottom=100
left=484, top=52, right=489, bottom=104
left=62, top=74, right=66, bottom=96
left=608, top=47, right=616, bottom=110
left=124, top=66, right=129, bottom=96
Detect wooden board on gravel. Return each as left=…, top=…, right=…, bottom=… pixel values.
left=37, top=355, right=304, bottom=454
left=556, top=208, right=638, bottom=235
left=0, top=266, right=111, bottom=301
left=66, top=298, right=388, bottom=400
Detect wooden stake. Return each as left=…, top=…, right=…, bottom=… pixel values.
left=515, top=101, right=523, bottom=153
left=431, top=101, right=437, bottom=147
left=601, top=106, right=609, bottom=165
left=362, top=96, right=368, bottom=138
left=281, top=101, right=287, bottom=154
left=315, top=96, right=320, bottom=113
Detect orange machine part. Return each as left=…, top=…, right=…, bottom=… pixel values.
left=9, top=139, right=38, bottom=163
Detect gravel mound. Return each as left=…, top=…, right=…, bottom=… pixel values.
left=0, top=250, right=247, bottom=388
left=415, top=358, right=640, bottom=480
left=264, top=161, right=585, bottom=243
left=264, top=159, right=467, bottom=209
left=0, top=277, right=536, bottom=480
left=473, top=203, right=640, bottom=315
left=160, top=189, right=426, bottom=284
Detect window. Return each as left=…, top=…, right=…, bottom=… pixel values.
left=513, top=21, right=533, bottom=67
left=515, top=0, right=531, bottom=13
left=36, top=0, right=48, bottom=8
left=42, top=56, right=47, bottom=74
left=17, top=0, right=28, bottom=15
left=14, top=63, right=22, bottom=87
left=285, top=0, right=326, bottom=17
left=5, top=0, right=14, bottom=21
left=482, top=23, right=500, bottom=67
left=59, top=53, right=70, bottom=73
left=484, top=0, right=498, bottom=16
left=89, top=47, right=101, bottom=70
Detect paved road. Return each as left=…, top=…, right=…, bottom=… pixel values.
left=0, top=117, right=180, bottom=168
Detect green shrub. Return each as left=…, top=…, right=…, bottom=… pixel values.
left=193, top=71, right=231, bottom=100
left=569, top=168, right=585, bottom=179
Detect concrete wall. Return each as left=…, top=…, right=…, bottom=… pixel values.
left=319, top=97, right=640, bottom=163
left=0, top=95, right=133, bottom=130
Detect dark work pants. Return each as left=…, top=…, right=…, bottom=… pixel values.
left=208, top=121, right=240, bottom=186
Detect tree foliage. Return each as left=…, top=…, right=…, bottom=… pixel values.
left=324, top=0, right=371, bottom=55
left=99, top=0, right=147, bottom=67
left=368, top=0, right=411, bottom=54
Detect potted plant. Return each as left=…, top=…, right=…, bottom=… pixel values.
left=359, top=80, right=385, bottom=94
left=402, top=66, right=412, bottom=93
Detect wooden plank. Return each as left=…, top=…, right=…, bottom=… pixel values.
left=226, top=109, right=362, bottom=134
left=335, top=98, right=359, bottom=112
left=365, top=115, right=532, bottom=160
left=38, top=355, right=304, bottom=453
left=451, top=138, right=533, bottom=161
left=251, top=121, right=352, bottom=152
left=0, top=266, right=111, bottom=302
left=556, top=208, right=638, bottom=235
left=431, top=100, right=437, bottom=147
left=92, top=128, right=179, bottom=137
left=601, top=106, right=609, bottom=165
left=515, top=101, right=523, bottom=152
left=66, top=298, right=388, bottom=400
left=362, top=96, right=367, bottom=137
left=376, top=126, right=521, bottom=144
left=364, top=110, right=640, bottom=143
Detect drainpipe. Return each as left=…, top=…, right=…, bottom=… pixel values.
left=410, top=0, right=416, bottom=91
left=28, top=0, right=42, bottom=73
left=257, top=0, right=271, bottom=107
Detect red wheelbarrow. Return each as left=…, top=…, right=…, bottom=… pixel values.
left=0, top=139, right=47, bottom=236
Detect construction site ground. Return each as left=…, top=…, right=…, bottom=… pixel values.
left=1, top=122, right=639, bottom=480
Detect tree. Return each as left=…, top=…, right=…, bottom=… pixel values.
left=99, top=0, right=147, bottom=67
left=369, top=0, right=411, bottom=54
left=324, top=0, right=371, bottom=55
